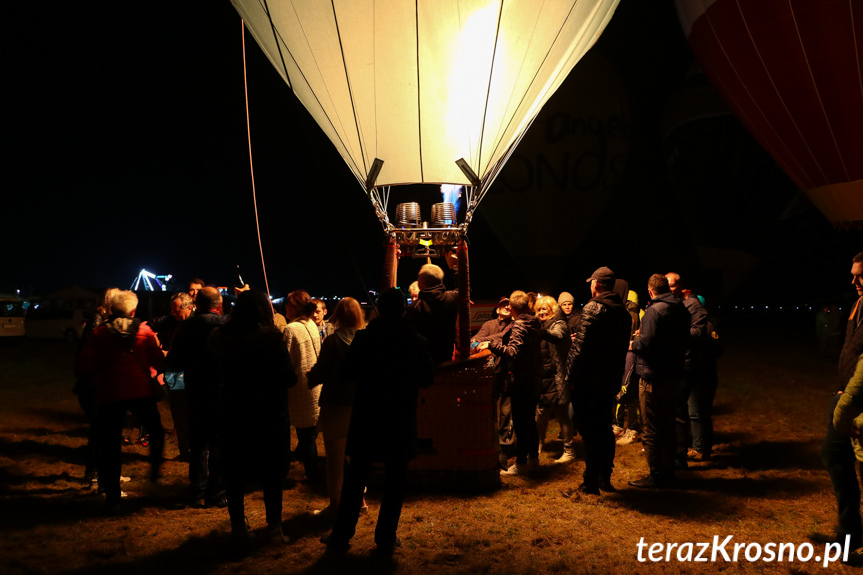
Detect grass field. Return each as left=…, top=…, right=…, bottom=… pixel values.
left=0, top=321, right=854, bottom=574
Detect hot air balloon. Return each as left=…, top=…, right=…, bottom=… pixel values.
left=231, top=0, right=620, bottom=484
left=675, top=0, right=863, bottom=227
left=232, top=0, right=620, bottom=340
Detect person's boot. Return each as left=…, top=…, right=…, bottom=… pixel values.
left=599, top=477, right=617, bottom=492
left=555, top=443, right=576, bottom=464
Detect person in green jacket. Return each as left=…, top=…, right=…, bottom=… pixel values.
left=832, top=354, right=863, bottom=566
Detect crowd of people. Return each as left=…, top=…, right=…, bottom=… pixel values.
left=73, top=274, right=434, bottom=552
left=472, top=267, right=720, bottom=495
left=73, top=261, right=723, bottom=552
left=69, top=251, right=863, bottom=565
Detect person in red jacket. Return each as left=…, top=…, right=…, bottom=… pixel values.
left=76, top=290, right=165, bottom=506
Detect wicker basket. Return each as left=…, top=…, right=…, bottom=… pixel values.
left=409, top=356, right=500, bottom=488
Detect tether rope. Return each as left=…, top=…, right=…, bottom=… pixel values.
left=240, top=15, right=373, bottom=306
left=241, top=19, right=273, bottom=305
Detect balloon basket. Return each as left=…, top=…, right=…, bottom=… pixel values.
left=407, top=355, right=500, bottom=490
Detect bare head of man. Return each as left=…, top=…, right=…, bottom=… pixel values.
left=852, top=253, right=863, bottom=297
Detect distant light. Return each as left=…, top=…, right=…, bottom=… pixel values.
left=132, top=269, right=171, bottom=292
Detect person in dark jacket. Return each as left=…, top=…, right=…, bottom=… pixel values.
left=471, top=297, right=512, bottom=345
left=688, top=311, right=721, bottom=460
left=323, top=288, right=434, bottom=553
left=565, top=267, right=632, bottom=494
left=612, top=282, right=643, bottom=444
left=307, top=297, right=367, bottom=520
left=480, top=290, right=543, bottom=476
left=534, top=296, right=575, bottom=463
left=405, top=263, right=459, bottom=365
left=810, top=252, right=863, bottom=556
left=473, top=297, right=516, bottom=468
left=558, top=291, right=582, bottom=333
left=148, top=292, right=194, bottom=351
left=629, top=274, right=690, bottom=489
left=666, top=273, right=709, bottom=465
left=208, top=289, right=297, bottom=543
left=75, top=290, right=165, bottom=506
left=148, top=291, right=193, bottom=460
left=167, top=286, right=228, bottom=507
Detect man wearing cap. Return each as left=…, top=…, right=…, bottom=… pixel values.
left=629, top=274, right=690, bottom=489
left=472, top=298, right=515, bottom=468
left=472, top=297, right=512, bottom=345
left=564, top=267, right=632, bottom=494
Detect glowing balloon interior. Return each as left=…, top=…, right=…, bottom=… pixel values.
left=232, top=0, right=620, bottom=235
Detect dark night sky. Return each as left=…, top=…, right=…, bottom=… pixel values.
left=5, top=1, right=861, bottom=306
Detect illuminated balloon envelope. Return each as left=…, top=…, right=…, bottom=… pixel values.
left=675, top=0, right=863, bottom=226
left=231, top=0, right=620, bottom=234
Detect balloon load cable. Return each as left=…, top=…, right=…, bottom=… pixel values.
left=252, top=10, right=376, bottom=308
left=241, top=20, right=274, bottom=311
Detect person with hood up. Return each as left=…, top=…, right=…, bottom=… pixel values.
left=75, top=290, right=165, bottom=506
left=564, top=268, right=632, bottom=495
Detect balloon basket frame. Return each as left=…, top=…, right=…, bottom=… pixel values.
left=393, top=227, right=461, bottom=259
left=407, top=356, right=500, bottom=489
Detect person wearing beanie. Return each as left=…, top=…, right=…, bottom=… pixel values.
left=558, top=291, right=582, bottom=333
